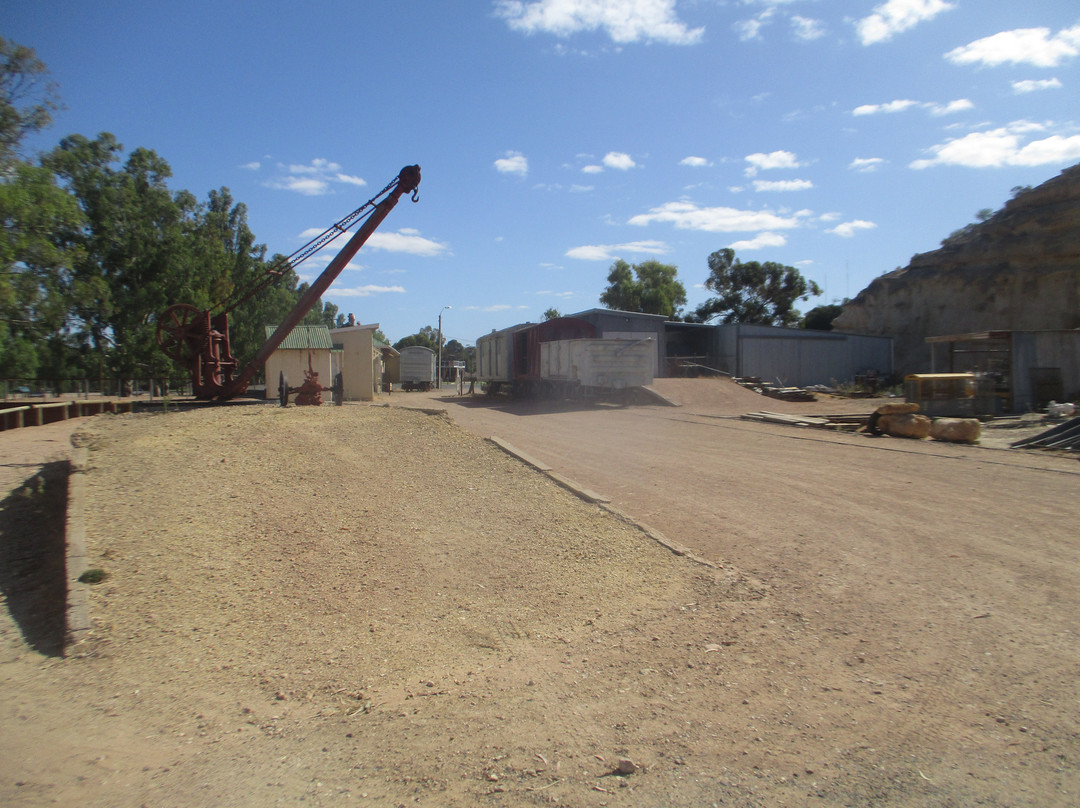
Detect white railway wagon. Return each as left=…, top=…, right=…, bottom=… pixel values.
left=397, top=345, right=436, bottom=391
left=540, top=338, right=654, bottom=397
left=475, top=324, right=526, bottom=395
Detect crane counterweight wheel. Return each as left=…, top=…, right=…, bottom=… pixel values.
left=157, top=303, right=207, bottom=361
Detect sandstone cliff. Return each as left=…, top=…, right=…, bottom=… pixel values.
left=833, top=162, right=1080, bottom=375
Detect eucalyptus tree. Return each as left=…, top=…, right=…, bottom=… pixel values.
left=599, top=259, right=686, bottom=318
left=691, top=248, right=821, bottom=327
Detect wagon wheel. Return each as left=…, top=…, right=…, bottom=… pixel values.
left=278, top=371, right=289, bottom=408
left=156, top=304, right=206, bottom=361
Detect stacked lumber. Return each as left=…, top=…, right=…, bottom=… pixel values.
left=733, top=377, right=818, bottom=402
left=740, top=411, right=866, bottom=431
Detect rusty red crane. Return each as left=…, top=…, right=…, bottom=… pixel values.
left=156, top=165, right=420, bottom=402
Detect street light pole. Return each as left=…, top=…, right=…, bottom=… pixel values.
left=437, top=305, right=451, bottom=389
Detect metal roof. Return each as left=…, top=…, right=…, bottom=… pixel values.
left=264, top=325, right=334, bottom=351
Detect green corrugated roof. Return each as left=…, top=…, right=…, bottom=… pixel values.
left=265, top=325, right=334, bottom=350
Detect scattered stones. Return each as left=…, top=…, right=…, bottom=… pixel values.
left=616, top=757, right=640, bottom=775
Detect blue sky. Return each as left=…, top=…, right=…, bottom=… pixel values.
left=9, top=1, right=1080, bottom=347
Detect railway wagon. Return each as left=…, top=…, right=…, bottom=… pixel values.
left=477, top=318, right=596, bottom=395
left=475, top=323, right=528, bottom=395
left=397, top=345, right=436, bottom=391
left=540, top=337, right=655, bottom=398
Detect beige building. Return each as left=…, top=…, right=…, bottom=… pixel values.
left=263, top=325, right=337, bottom=400
left=329, top=322, right=397, bottom=401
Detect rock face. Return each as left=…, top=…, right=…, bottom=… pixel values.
left=930, top=418, right=981, bottom=444
left=833, top=163, right=1080, bottom=375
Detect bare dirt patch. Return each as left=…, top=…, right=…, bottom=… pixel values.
left=1, top=385, right=1078, bottom=807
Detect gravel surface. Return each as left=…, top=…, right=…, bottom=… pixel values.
left=1, top=383, right=1078, bottom=807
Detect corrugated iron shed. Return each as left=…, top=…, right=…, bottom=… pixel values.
left=265, top=325, right=334, bottom=351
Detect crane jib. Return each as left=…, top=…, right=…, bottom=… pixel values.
left=155, top=165, right=421, bottom=401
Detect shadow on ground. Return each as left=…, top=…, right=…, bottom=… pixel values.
left=0, top=461, right=69, bottom=656
left=427, top=392, right=657, bottom=416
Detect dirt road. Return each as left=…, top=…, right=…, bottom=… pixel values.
left=1, top=380, right=1078, bottom=807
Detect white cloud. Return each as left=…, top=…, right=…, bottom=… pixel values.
left=735, top=8, right=775, bottom=42
left=744, top=150, right=802, bottom=176
left=853, top=99, right=920, bottom=116
left=269, top=176, right=329, bottom=196
left=729, top=232, right=787, bottom=251
left=911, top=123, right=1080, bottom=169
left=565, top=239, right=668, bottom=261
left=850, top=157, right=886, bottom=173
left=628, top=200, right=807, bottom=233
left=828, top=220, right=877, bottom=238
left=333, top=284, right=407, bottom=297
left=853, top=98, right=972, bottom=117
left=946, top=25, right=1080, bottom=68
left=537, top=289, right=576, bottom=298
left=495, top=0, right=704, bottom=45
left=266, top=158, right=368, bottom=196
left=603, top=151, right=636, bottom=170
left=1012, top=78, right=1063, bottom=94
left=463, top=304, right=522, bottom=313
left=791, top=16, right=825, bottom=41
left=288, top=158, right=341, bottom=174
left=240, top=161, right=261, bottom=171
left=753, top=179, right=813, bottom=192
left=680, top=155, right=711, bottom=167
left=494, top=151, right=529, bottom=176
left=855, top=0, right=955, bottom=46
left=569, top=184, right=594, bottom=192
left=582, top=164, right=603, bottom=174
left=365, top=229, right=450, bottom=256
left=929, top=99, right=974, bottom=116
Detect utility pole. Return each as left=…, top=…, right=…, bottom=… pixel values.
left=437, top=305, right=451, bottom=389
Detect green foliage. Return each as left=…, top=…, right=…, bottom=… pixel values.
left=543, top=307, right=561, bottom=321
left=1, top=40, right=359, bottom=386
left=691, top=248, right=821, bottom=327
left=0, top=161, right=86, bottom=377
left=599, top=259, right=686, bottom=318
left=802, top=301, right=847, bottom=331
left=441, top=338, right=475, bottom=373
left=43, top=134, right=216, bottom=377
left=394, top=326, right=439, bottom=351
left=943, top=205, right=1003, bottom=246
left=77, top=567, right=108, bottom=584
left=0, top=38, right=62, bottom=169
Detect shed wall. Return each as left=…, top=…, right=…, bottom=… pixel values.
left=710, top=325, right=892, bottom=387
left=264, top=350, right=334, bottom=399
left=1012, top=331, right=1080, bottom=410
left=329, top=326, right=385, bottom=401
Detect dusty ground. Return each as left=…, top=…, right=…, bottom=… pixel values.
left=1, top=379, right=1078, bottom=807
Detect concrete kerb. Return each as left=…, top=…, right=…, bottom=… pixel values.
left=487, top=436, right=716, bottom=569
left=65, top=446, right=92, bottom=650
